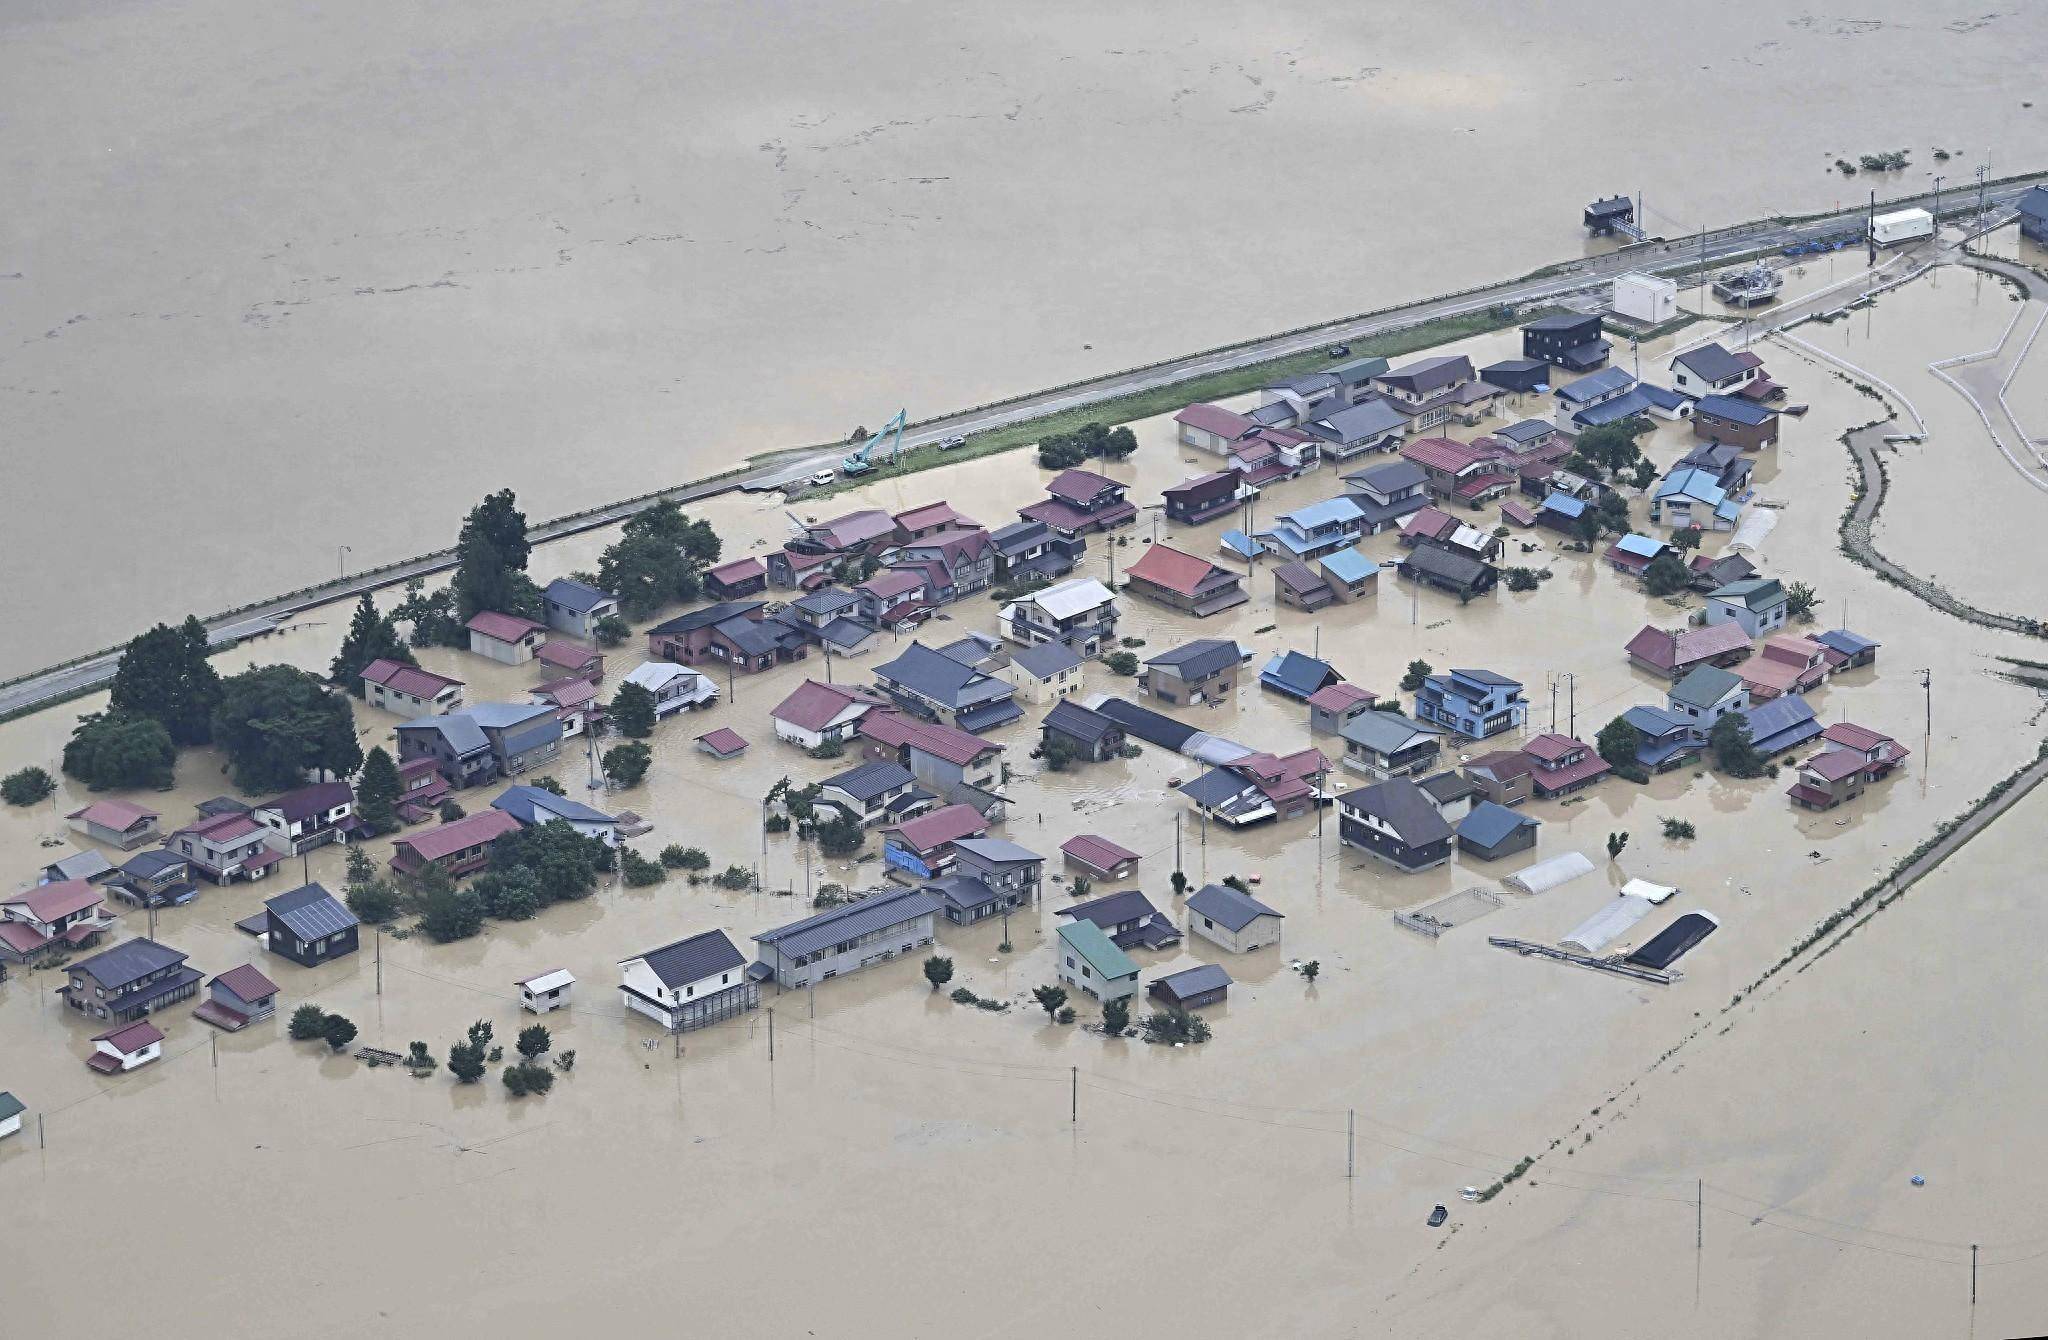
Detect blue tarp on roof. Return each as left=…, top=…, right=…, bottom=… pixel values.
left=1279, top=497, right=1366, bottom=531
left=1614, top=533, right=1665, bottom=559
left=1816, top=628, right=1878, bottom=656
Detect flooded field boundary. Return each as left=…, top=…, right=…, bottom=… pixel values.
left=5, top=177, right=2045, bottom=723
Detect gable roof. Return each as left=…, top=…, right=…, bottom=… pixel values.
left=1401, top=436, right=1502, bottom=475
left=1339, top=777, right=1454, bottom=846
left=394, top=809, right=523, bottom=862
left=894, top=500, right=978, bottom=533
left=1376, top=354, right=1472, bottom=395
left=1122, top=543, right=1229, bottom=598
left=361, top=658, right=463, bottom=697
left=1710, top=576, right=1786, bottom=610
left=2, top=880, right=102, bottom=923
left=873, top=641, right=1008, bottom=705
left=72, top=937, right=187, bottom=990
left=822, top=759, right=916, bottom=801
left=212, top=963, right=280, bottom=1003
left=1045, top=469, right=1123, bottom=504
left=1060, top=834, right=1139, bottom=871
left=1339, top=709, right=1439, bottom=754
left=1399, top=544, right=1490, bottom=586
left=1185, top=883, right=1283, bottom=930
left=1028, top=577, right=1117, bottom=620
left=543, top=578, right=615, bottom=613
left=645, top=600, right=767, bottom=637
left=66, top=799, right=159, bottom=831
left=1043, top=698, right=1121, bottom=745
left=1144, top=638, right=1240, bottom=680
left=1555, top=366, right=1635, bottom=405
left=1010, top=639, right=1084, bottom=680
left=1307, top=682, right=1376, bottom=713
left=1694, top=394, right=1774, bottom=426
left=254, top=781, right=352, bottom=823
left=1672, top=342, right=1749, bottom=383
left=1261, top=650, right=1341, bottom=697
left=1822, top=721, right=1894, bottom=753
left=950, top=837, right=1043, bottom=866
left=1669, top=664, right=1744, bottom=711
left=629, top=929, right=746, bottom=988
left=809, top=509, right=897, bottom=549
left=888, top=803, right=989, bottom=853
left=1318, top=548, right=1377, bottom=585
left=1815, top=628, right=1879, bottom=657
left=1343, top=458, right=1429, bottom=493
left=1152, top=963, right=1232, bottom=1001
left=466, top=610, right=545, bottom=643
left=1174, top=403, right=1256, bottom=440
left=1458, top=799, right=1540, bottom=849
left=264, top=883, right=358, bottom=941
left=92, top=1019, right=166, bottom=1052
left=705, top=556, right=766, bottom=586
left=491, top=785, right=616, bottom=827
left=771, top=679, right=871, bottom=732
left=1056, top=918, right=1139, bottom=980
left=754, top=886, right=941, bottom=959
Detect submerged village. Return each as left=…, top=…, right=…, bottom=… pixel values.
left=2, top=189, right=2046, bottom=1265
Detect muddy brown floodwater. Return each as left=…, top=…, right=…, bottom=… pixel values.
left=5, top=0, right=2048, bottom=673
left=3, top=226, right=2048, bottom=1337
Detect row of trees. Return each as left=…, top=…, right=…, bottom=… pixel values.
left=1038, top=421, right=1138, bottom=470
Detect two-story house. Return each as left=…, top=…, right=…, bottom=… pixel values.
left=388, top=809, right=523, bottom=879
left=999, top=577, right=1119, bottom=658
left=490, top=785, right=621, bottom=846
left=1370, top=354, right=1502, bottom=432
left=1137, top=638, right=1241, bottom=705
left=1522, top=732, right=1612, bottom=798
left=1704, top=577, right=1790, bottom=638
left=1018, top=469, right=1139, bottom=538
left=767, top=509, right=898, bottom=588
left=1177, top=749, right=1328, bottom=828
left=1121, top=543, right=1249, bottom=618
left=770, top=679, right=886, bottom=750
left=857, top=710, right=1007, bottom=812
left=0, top=881, right=115, bottom=963
left=1341, top=458, right=1432, bottom=534
left=1522, top=312, right=1611, bottom=371
left=1413, top=668, right=1527, bottom=740
left=893, top=527, right=997, bottom=602
left=870, top=641, right=1024, bottom=734
left=263, top=883, right=360, bottom=968
left=620, top=661, right=720, bottom=718
left=1787, top=723, right=1910, bottom=811
left=1056, top=919, right=1141, bottom=1002
left=1338, top=778, right=1454, bottom=872
left=989, top=519, right=1084, bottom=585
left=1057, top=889, right=1181, bottom=951
left=892, top=501, right=980, bottom=544
left=617, top=929, right=758, bottom=1032
left=1259, top=497, right=1369, bottom=563
left=361, top=658, right=465, bottom=718
left=1399, top=436, right=1515, bottom=505
left=1650, top=466, right=1741, bottom=532
left=752, top=886, right=940, bottom=990
left=396, top=702, right=563, bottom=788
left=1691, top=395, right=1780, bottom=450
left=881, top=803, right=990, bottom=882
left=818, top=760, right=936, bottom=829
left=645, top=600, right=809, bottom=674
left=1005, top=640, right=1086, bottom=706
left=63, top=937, right=202, bottom=1022
left=854, top=568, right=931, bottom=628
left=1667, top=665, right=1750, bottom=735
left=1161, top=469, right=1247, bottom=526
left=1738, top=633, right=1831, bottom=701
left=920, top=836, right=1042, bottom=926
left=1174, top=402, right=1256, bottom=455
left=1302, top=397, right=1411, bottom=460
left=1338, top=709, right=1443, bottom=780
left=465, top=611, right=547, bottom=665
left=1670, top=342, right=1762, bottom=399
left=166, top=811, right=287, bottom=884
left=702, top=556, right=768, bottom=601
left=250, top=781, right=357, bottom=857
left=540, top=578, right=620, bottom=639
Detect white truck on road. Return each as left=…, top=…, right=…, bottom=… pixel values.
left=1869, top=207, right=1934, bottom=246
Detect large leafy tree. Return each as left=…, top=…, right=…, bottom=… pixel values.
left=108, top=617, right=222, bottom=747
left=63, top=713, right=177, bottom=790
left=1708, top=713, right=1766, bottom=778
left=491, top=819, right=613, bottom=905
left=1596, top=714, right=1643, bottom=771
left=211, top=665, right=364, bottom=793
left=452, top=489, right=542, bottom=620
left=1643, top=553, right=1691, bottom=596
left=609, top=681, right=658, bottom=738
left=597, top=502, right=721, bottom=619
left=393, top=578, right=466, bottom=648
left=355, top=746, right=403, bottom=833
left=330, top=595, right=415, bottom=693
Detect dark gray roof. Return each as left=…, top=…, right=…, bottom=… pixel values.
left=2021, top=185, right=2048, bottom=221
left=1400, top=544, right=1491, bottom=587
left=646, top=600, right=767, bottom=636
left=1010, top=640, right=1084, bottom=679
left=1043, top=698, right=1119, bottom=745
left=395, top=712, right=491, bottom=755
left=1179, top=768, right=1252, bottom=809
left=875, top=640, right=1007, bottom=707
left=793, top=587, right=861, bottom=616
left=1451, top=667, right=1521, bottom=688
left=1306, top=398, right=1408, bottom=443
left=719, top=613, right=794, bottom=657
left=1143, top=638, right=1240, bottom=681
left=1418, top=771, right=1479, bottom=805
left=1261, top=650, right=1339, bottom=698
left=754, top=886, right=941, bottom=959
left=1342, top=456, right=1429, bottom=491
left=1497, top=418, right=1556, bottom=445
left=950, top=837, right=1042, bottom=866
left=73, top=937, right=187, bottom=990
left=120, top=849, right=188, bottom=880
left=1669, top=665, right=1743, bottom=712
left=1525, top=312, right=1600, bottom=333
left=1092, top=698, right=1200, bottom=752
left=543, top=577, right=615, bottom=614
left=1458, top=800, right=1538, bottom=849
left=1338, top=709, right=1439, bottom=754
left=1377, top=354, right=1471, bottom=396
left=1059, top=889, right=1162, bottom=930
left=1672, top=342, right=1748, bottom=383
left=1186, top=884, right=1283, bottom=930
left=924, top=874, right=1000, bottom=913
left=1556, top=366, right=1634, bottom=404
left=634, top=929, right=747, bottom=988
left=1152, top=963, right=1233, bottom=999
left=265, top=883, right=359, bottom=941
left=1694, top=394, right=1774, bottom=426
left=991, top=518, right=1051, bottom=554
left=256, top=781, right=353, bottom=823
left=1339, top=778, right=1454, bottom=846
left=823, top=759, right=915, bottom=802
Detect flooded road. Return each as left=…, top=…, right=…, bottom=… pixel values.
left=4, top=226, right=2048, bottom=1335
left=5, top=0, right=2048, bottom=673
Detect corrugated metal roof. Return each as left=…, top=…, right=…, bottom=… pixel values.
left=754, top=887, right=940, bottom=960
left=265, top=884, right=358, bottom=941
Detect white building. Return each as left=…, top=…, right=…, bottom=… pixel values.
left=88, top=1020, right=165, bottom=1073
left=617, top=930, right=757, bottom=1031
left=516, top=968, right=576, bottom=1014
left=1612, top=272, right=1677, bottom=325
left=620, top=661, right=719, bottom=719
left=1185, top=884, right=1285, bottom=954
left=999, top=577, right=1120, bottom=658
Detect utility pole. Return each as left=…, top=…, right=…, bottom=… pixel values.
left=1695, top=1177, right=1704, bottom=1309
left=1070, top=1066, right=1078, bottom=1124
left=1174, top=813, right=1182, bottom=879
left=301, top=851, right=310, bottom=886
left=1347, top=1109, right=1355, bottom=1179
left=1919, top=668, right=1932, bottom=781
left=726, top=659, right=736, bottom=705
left=211, top=1033, right=218, bottom=1068
left=1976, top=163, right=1988, bottom=222
left=767, top=1006, right=774, bottom=1062
left=823, top=643, right=832, bottom=685
left=1972, top=1243, right=1978, bottom=1306
left=338, top=544, right=352, bottom=579
left=375, top=927, right=383, bottom=996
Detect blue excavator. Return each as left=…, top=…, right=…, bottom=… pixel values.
left=839, top=409, right=906, bottom=477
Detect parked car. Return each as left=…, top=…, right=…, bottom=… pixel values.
left=1427, top=1204, right=1448, bottom=1228
left=1325, top=344, right=1351, bottom=359
left=808, top=468, right=836, bottom=487
left=937, top=434, right=968, bottom=451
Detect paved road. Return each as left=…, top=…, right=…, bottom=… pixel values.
left=5, top=178, right=2044, bottom=719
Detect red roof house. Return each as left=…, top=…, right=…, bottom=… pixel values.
left=1122, top=543, right=1249, bottom=617
left=1623, top=622, right=1752, bottom=678
left=1522, top=733, right=1611, bottom=797
left=1060, top=834, right=1141, bottom=878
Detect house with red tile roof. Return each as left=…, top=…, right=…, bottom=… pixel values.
left=395, top=756, right=450, bottom=824
left=1400, top=436, right=1514, bottom=503
left=1307, top=682, right=1379, bottom=736
left=1060, top=834, right=1140, bottom=880
left=194, top=963, right=280, bottom=1031
left=87, top=1019, right=165, bottom=1073
left=881, top=803, right=991, bottom=881
left=0, top=881, right=114, bottom=963
left=530, top=675, right=602, bottom=737
left=1522, top=733, right=1612, bottom=798
left=466, top=611, right=547, bottom=665
left=361, top=658, right=465, bottom=718
left=1018, top=470, right=1139, bottom=538
left=702, top=556, right=768, bottom=601
left=767, top=510, right=899, bottom=588
left=694, top=727, right=749, bottom=760
left=858, top=711, right=1007, bottom=808
left=1738, top=633, right=1830, bottom=701
left=1121, top=543, right=1249, bottom=617
left=65, top=799, right=161, bottom=851
left=770, top=679, right=887, bottom=750
left=1787, top=723, right=1909, bottom=810
left=892, top=526, right=997, bottom=601
left=894, top=501, right=980, bottom=543
left=389, top=809, right=523, bottom=878
left=1461, top=749, right=1536, bottom=808
left=1623, top=622, right=1752, bottom=679
left=533, top=640, right=604, bottom=682
left=1175, top=403, right=1258, bottom=454
left=166, top=811, right=286, bottom=884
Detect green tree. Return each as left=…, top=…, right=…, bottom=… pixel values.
left=1594, top=492, right=1631, bottom=534
left=1140, top=1007, right=1212, bottom=1045
left=1, top=766, right=55, bottom=806
left=288, top=1003, right=327, bottom=1040
left=1572, top=511, right=1605, bottom=545
left=1098, top=426, right=1139, bottom=461
left=516, top=1024, right=552, bottom=1061
left=663, top=845, right=709, bottom=871
left=1039, top=734, right=1086, bottom=772
left=1302, top=960, right=1321, bottom=984
left=493, top=819, right=611, bottom=903
left=597, top=502, right=719, bottom=619
left=62, top=713, right=177, bottom=791
left=437, top=798, right=466, bottom=822
left=529, top=774, right=566, bottom=796
left=603, top=741, right=653, bottom=788
left=472, top=867, right=542, bottom=920
left=1643, top=553, right=1691, bottom=596
left=1661, top=817, right=1697, bottom=840
left=1595, top=714, right=1643, bottom=772
left=405, top=1041, right=438, bottom=1074
left=620, top=848, right=665, bottom=886
left=814, top=810, right=865, bottom=857
left=329, top=594, right=415, bottom=694
left=466, top=1019, right=495, bottom=1050
left=1033, top=984, right=1069, bottom=1021
left=356, top=746, right=402, bottom=834
left=446, top=1038, right=487, bottom=1083
left=1784, top=581, right=1821, bottom=622
left=504, top=1062, right=554, bottom=1096
left=1169, top=870, right=1189, bottom=898
left=1101, top=996, right=1130, bottom=1034
left=593, top=614, right=631, bottom=648
left=211, top=665, right=363, bottom=793
left=1606, top=831, right=1630, bottom=860
left=452, top=489, right=542, bottom=620
left=393, top=578, right=465, bottom=648
left=1708, top=713, right=1766, bottom=778
left=1668, top=525, right=1703, bottom=552
left=1400, top=659, right=1433, bottom=692
left=321, top=1013, right=358, bottom=1052
left=108, top=616, right=223, bottom=747
left=345, top=876, right=401, bottom=925
left=417, top=864, right=485, bottom=942
left=1037, top=434, right=1090, bottom=470
left=610, top=681, right=658, bottom=739
left=1102, top=651, right=1140, bottom=676
left=924, top=954, right=954, bottom=991
left=1575, top=419, right=1651, bottom=476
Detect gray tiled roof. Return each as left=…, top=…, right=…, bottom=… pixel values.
left=1059, top=889, right=1162, bottom=930
left=73, top=937, right=187, bottom=989
left=1143, top=638, right=1240, bottom=681
left=1458, top=800, right=1537, bottom=849
left=823, top=760, right=915, bottom=802
left=265, top=883, right=358, bottom=941
left=1338, top=709, right=1439, bottom=754
left=1186, top=884, right=1282, bottom=930
left=1340, top=778, right=1454, bottom=846
left=1042, top=698, right=1119, bottom=745
left=754, top=887, right=941, bottom=960
left=1672, top=342, right=1747, bottom=383
left=1151, top=963, right=1232, bottom=999
left=950, top=837, right=1042, bottom=866
left=646, top=600, right=767, bottom=636
left=634, top=929, right=746, bottom=988
left=1010, top=639, right=1083, bottom=680
left=543, top=578, right=615, bottom=614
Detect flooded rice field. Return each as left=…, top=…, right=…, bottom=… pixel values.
left=4, top=236, right=2048, bottom=1336
left=5, top=0, right=2048, bottom=672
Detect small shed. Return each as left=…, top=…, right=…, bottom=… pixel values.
left=194, top=964, right=281, bottom=1031
left=263, top=884, right=360, bottom=968
left=1061, top=834, right=1140, bottom=881
left=1456, top=801, right=1540, bottom=862
left=88, top=1020, right=165, bottom=1074
left=534, top=641, right=605, bottom=682
left=67, top=800, right=162, bottom=850
left=1148, top=963, right=1232, bottom=1010
left=695, top=728, right=749, bottom=760
left=517, top=968, right=577, bottom=1014
left=1306, top=682, right=1377, bottom=736
left=1502, top=850, right=1596, bottom=895
left=0, top=1091, right=23, bottom=1140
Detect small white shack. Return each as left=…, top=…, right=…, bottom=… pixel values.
left=1612, top=272, right=1677, bottom=325
left=87, top=1020, right=165, bottom=1074
left=517, top=968, right=577, bottom=1014
left=1185, top=883, right=1285, bottom=953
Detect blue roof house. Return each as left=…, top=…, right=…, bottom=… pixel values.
left=541, top=578, right=620, bottom=639
left=1621, top=705, right=1702, bottom=770
left=1259, top=497, right=1368, bottom=562
left=1456, top=800, right=1541, bottom=861
left=1737, top=695, right=1823, bottom=757
left=1260, top=651, right=1343, bottom=701
left=1815, top=628, right=1880, bottom=670
left=1650, top=467, right=1741, bottom=532
left=1535, top=491, right=1587, bottom=532
left=491, top=784, right=621, bottom=846
left=1413, top=669, right=1527, bottom=740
